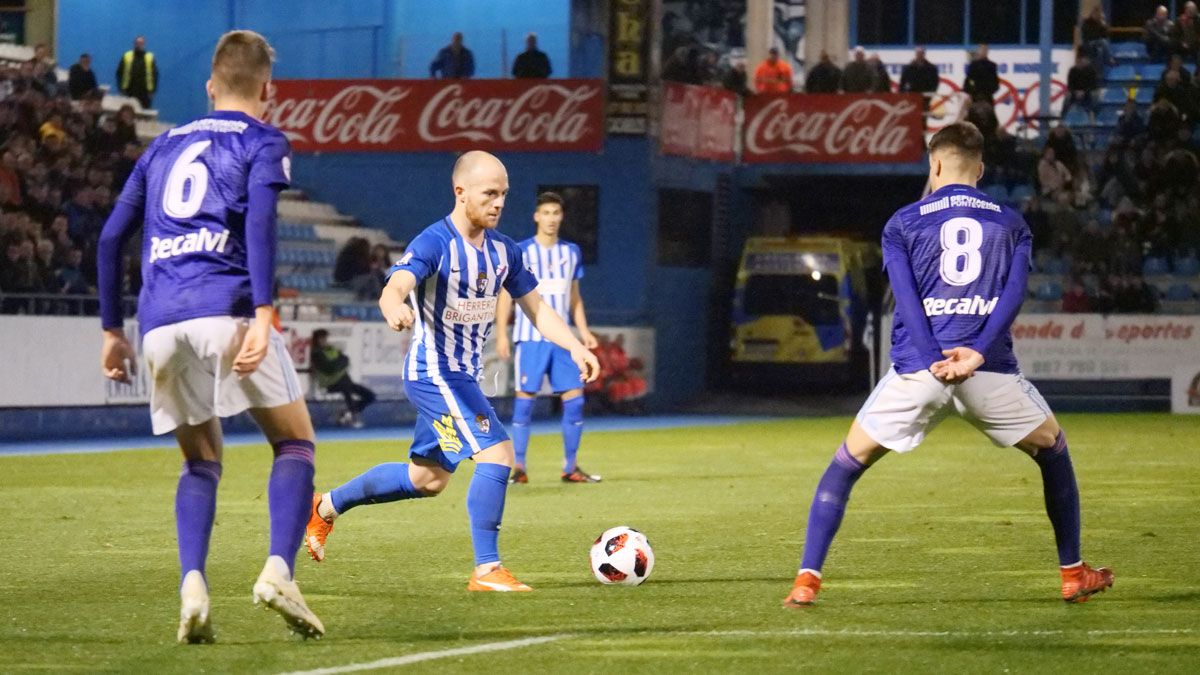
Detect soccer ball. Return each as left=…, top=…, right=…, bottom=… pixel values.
left=590, top=526, right=654, bottom=585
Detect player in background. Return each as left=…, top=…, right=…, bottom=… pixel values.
left=97, top=30, right=323, bottom=642
left=783, top=122, right=1113, bottom=607
left=495, top=191, right=601, bottom=484
left=305, top=152, right=600, bottom=592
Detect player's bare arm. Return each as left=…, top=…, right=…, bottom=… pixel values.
left=495, top=288, right=514, bottom=360
left=380, top=269, right=418, bottom=331
left=516, top=290, right=600, bottom=382
left=232, top=305, right=276, bottom=376
left=570, top=280, right=598, bottom=349
left=101, top=327, right=137, bottom=384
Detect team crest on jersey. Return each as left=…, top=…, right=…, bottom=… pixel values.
left=432, top=414, right=463, bottom=454
left=476, top=271, right=488, bottom=293
left=475, top=413, right=491, bottom=434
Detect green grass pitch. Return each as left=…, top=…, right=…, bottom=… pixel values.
left=2, top=413, right=1199, bottom=672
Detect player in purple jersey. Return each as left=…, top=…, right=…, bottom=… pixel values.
left=304, top=151, right=600, bottom=593
left=97, top=31, right=323, bottom=642
left=783, top=122, right=1113, bottom=607
left=495, top=191, right=601, bottom=484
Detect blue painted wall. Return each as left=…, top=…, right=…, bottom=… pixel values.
left=57, top=0, right=570, bottom=124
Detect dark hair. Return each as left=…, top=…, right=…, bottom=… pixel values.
left=535, top=191, right=563, bottom=208
left=927, top=121, right=984, bottom=161
left=312, top=329, right=329, bottom=343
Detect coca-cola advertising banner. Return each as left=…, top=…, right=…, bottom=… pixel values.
left=742, top=94, right=925, bottom=164
left=660, top=83, right=736, bottom=162
left=264, top=79, right=605, bottom=153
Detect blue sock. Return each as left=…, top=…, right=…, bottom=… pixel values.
left=1033, top=431, right=1082, bottom=566
left=512, top=398, right=534, bottom=469
left=268, top=440, right=315, bottom=577
left=467, top=462, right=511, bottom=565
left=561, top=395, right=584, bottom=473
left=330, top=462, right=426, bottom=514
left=799, top=444, right=868, bottom=573
left=176, top=459, right=221, bottom=582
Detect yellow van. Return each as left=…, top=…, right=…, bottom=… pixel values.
left=731, top=236, right=879, bottom=365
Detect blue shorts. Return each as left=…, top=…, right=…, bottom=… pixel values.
left=515, top=341, right=582, bottom=394
left=405, top=375, right=508, bottom=473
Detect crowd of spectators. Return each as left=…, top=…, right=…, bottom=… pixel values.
left=0, top=46, right=144, bottom=314
left=1144, top=2, right=1200, bottom=64
left=1021, top=92, right=1200, bottom=313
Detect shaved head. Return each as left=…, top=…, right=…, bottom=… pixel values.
left=451, top=151, right=509, bottom=230
left=452, top=150, right=506, bottom=189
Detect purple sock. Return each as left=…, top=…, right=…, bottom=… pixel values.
left=269, top=440, right=316, bottom=576
left=1032, top=431, right=1082, bottom=566
left=799, top=444, right=868, bottom=573
left=176, top=459, right=222, bottom=582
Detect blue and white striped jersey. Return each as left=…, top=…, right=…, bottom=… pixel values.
left=512, top=238, right=583, bottom=343
left=387, top=217, right=538, bottom=382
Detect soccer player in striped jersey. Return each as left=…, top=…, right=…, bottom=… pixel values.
left=97, top=31, right=323, bottom=642
left=783, top=122, right=1113, bottom=607
left=495, top=191, right=600, bottom=484
left=305, top=152, right=600, bottom=592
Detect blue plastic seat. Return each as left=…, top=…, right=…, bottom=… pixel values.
left=1174, top=257, right=1200, bottom=276
left=1008, top=183, right=1035, bottom=203
left=1107, top=64, right=1136, bottom=82
left=982, top=183, right=1009, bottom=202
left=1167, top=283, right=1195, bottom=301
left=1097, top=106, right=1120, bottom=126
left=1138, top=63, right=1165, bottom=80
left=1035, top=281, right=1064, bottom=301
left=1043, top=257, right=1069, bottom=275
left=1143, top=257, right=1169, bottom=276
left=1134, top=87, right=1155, bottom=103
left=1063, top=107, right=1091, bottom=127
left=1112, top=42, right=1147, bottom=59
left=1101, top=87, right=1129, bottom=104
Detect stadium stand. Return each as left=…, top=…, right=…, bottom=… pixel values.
left=0, top=41, right=404, bottom=324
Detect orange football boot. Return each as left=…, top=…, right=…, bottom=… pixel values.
left=468, top=566, right=533, bottom=592
left=305, top=494, right=334, bottom=563
left=509, top=467, right=528, bottom=484
left=1061, top=562, right=1114, bottom=603
left=783, top=571, right=822, bottom=607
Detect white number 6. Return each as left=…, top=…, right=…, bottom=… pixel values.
left=939, top=217, right=983, bottom=286
left=162, top=140, right=212, bottom=219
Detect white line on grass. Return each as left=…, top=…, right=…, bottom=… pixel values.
left=674, top=628, right=1196, bottom=639
left=279, top=626, right=1193, bottom=674
left=278, top=634, right=571, bottom=675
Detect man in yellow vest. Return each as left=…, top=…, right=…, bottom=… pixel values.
left=116, top=35, right=157, bottom=110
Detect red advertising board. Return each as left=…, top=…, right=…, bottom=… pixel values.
left=742, top=94, right=924, bottom=164
left=660, top=82, right=736, bottom=162
left=264, top=79, right=606, bottom=153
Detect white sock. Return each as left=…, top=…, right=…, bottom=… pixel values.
left=317, top=493, right=338, bottom=522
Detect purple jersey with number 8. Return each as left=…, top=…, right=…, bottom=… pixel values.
left=885, top=184, right=1033, bottom=375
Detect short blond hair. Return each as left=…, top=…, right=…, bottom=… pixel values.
left=211, top=30, right=274, bottom=98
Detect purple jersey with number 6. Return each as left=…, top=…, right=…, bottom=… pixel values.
left=115, top=110, right=291, bottom=334
left=885, top=184, right=1032, bottom=375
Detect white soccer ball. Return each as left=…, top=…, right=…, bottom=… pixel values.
left=589, top=526, right=654, bottom=586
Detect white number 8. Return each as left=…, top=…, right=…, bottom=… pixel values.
left=939, top=217, right=983, bottom=286
left=162, top=140, right=212, bottom=219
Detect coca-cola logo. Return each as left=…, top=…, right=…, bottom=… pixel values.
left=745, top=97, right=918, bottom=159
left=263, top=79, right=606, bottom=152
left=417, top=83, right=598, bottom=144
left=265, top=85, right=410, bottom=145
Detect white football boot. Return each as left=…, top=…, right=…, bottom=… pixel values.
left=177, top=570, right=215, bottom=644
left=252, top=555, right=325, bottom=639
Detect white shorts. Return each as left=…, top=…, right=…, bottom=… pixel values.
left=142, top=316, right=303, bottom=435
left=855, top=368, right=1052, bottom=452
